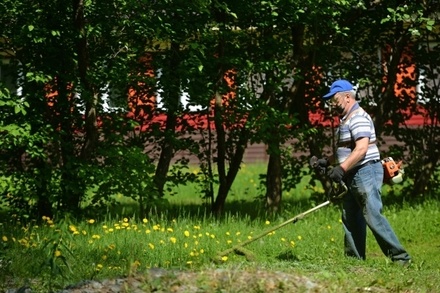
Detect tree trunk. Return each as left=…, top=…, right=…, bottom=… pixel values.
left=266, top=151, right=283, bottom=213
left=154, top=41, right=181, bottom=197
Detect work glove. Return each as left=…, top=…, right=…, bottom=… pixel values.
left=310, top=156, right=330, bottom=174
left=327, top=165, right=345, bottom=183
left=316, top=157, right=329, bottom=171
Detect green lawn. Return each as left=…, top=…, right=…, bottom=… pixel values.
left=1, top=164, right=439, bottom=292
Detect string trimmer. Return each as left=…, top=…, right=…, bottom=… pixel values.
left=214, top=182, right=348, bottom=262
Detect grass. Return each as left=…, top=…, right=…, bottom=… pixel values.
left=1, top=164, right=439, bottom=292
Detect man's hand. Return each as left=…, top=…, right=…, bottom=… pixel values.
left=327, top=165, right=345, bottom=183
left=310, top=156, right=329, bottom=174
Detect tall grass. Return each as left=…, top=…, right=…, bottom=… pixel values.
left=1, top=164, right=439, bottom=292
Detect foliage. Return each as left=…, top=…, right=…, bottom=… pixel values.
left=0, top=0, right=439, bottom=219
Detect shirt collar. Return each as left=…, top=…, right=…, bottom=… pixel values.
left=341, top=102, right=359, bottom=120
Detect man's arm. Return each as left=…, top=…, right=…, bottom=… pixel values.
left=340, top=137, right=369, bottom=172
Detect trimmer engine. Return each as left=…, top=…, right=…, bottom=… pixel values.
left=381, top=157, right=404, bottom=184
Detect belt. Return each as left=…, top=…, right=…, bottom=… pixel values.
left=346, top=159, right=380, bottom=175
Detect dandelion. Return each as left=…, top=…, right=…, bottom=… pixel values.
left=297, top=235, right=302, bottom=240
left=327, top=225, right=331, bottom=229
left=221, top=256, right=228, bottom=262
left=170, top=237, right=177, bottom=244
left=143, top=218, right=148, bottom=223
left=281, top=237, right=286, bottom=242
left=227, top=240, right=232, bottom=244
left=153, top=225, right=160, bottom=231
left=54, top=250, right=62, bottom=257
left=102, top=225, right=108, bottom=229
left=186, top=261, right=193, bottom=265
left=193, top=225, right=201, bottom=230
left=247, top=236, right=252, bottom=240
left=236, top=232, right=241, bottom=236
left=69, top=225, right=77, bottom=233
left=88, top=219, right=95, bottom=224
left=92, top=234, right=101, bottom=239
left=145, top=229, right=151, bottom=234
left=290, top=241, right=295, bottom=247
left=265, top=220, right=270, bottom=225
left=2, top=236, right=7, bottom=242
left=122, top=222, right=129, bottom=227
left=108, top=228, right=114, bottom=232
left=149, top=243, right=155, bottom=249
left=96, top=264, right=103, bottom=271
left=331, top=237, right=335, bottom=242
left=102, top=255, right=107, bottom=260
left=167, top=228, right=173, bottom=232
left=123, top=218, right=128, bottom=223
left=82, top=230, right=87, bottom=235
left=210, top=234, right=215, bottom=239
left=184, top=230, right=190, bottom=237
left=226, top=232, right=230, bottom=236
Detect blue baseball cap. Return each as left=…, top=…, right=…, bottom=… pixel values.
left=323, top=79, right=354, bottom=100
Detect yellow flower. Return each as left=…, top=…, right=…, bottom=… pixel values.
left=281, top=237, right=286, bottom=242
left=221, top=256, right=228, bottom=262
left=184, top=231, right=190, bottom=237
left=92, top=234, right=101, bottom=239
left=290, top=241, right=295, bottom=247
left=69, top=225, right=77, bottom=232
left=167, top=228, right=173, bottom=232
left=227, top=240, right=232, bottom=244
left=265, top=220, right=270, bottom=225
left=2, top=236, right=7, bottom=242
left=153, top=225, right=159, bottom=231
left=327, top=225, right=331, bottom=229
left=143, top=218, right=148, bottom=223
left=170, top=237, right=177, bottom=244
left=123, top=218, right=128, bottom=223
left=54, top=250, right=62, bottom=257
left=145, top=229, right=151, bottom=234
left=297, top=235, right=302, bottom=240
left=102, top=255, right=107, bottom=260
left=102, top=225, right=108, bottom=229
left=96, top=264, right=103, bottom=271
left=148, top=243, right=155, bottom=249
left=88, top=219, right=95, bottom=224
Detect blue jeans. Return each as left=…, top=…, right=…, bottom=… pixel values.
left=342, top=161, right=411, bottom=262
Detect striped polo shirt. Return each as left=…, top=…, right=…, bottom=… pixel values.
left=336, top=102, right=380, bottom=167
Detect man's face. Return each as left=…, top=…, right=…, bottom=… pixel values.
left=327, top=92, right=350, bottom=116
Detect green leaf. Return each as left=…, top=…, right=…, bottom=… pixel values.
left=28, top=25, right=34, bottom=31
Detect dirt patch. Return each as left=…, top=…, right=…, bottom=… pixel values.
left=58, top=268, right=323, bottom=293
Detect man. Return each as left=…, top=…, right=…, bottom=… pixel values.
left=317, top=79, right=411, bottom=265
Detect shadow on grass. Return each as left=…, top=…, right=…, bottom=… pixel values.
left=100, top=194, right=328, bottom=223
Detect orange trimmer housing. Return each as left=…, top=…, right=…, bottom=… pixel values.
left=381, top=157, right=404, bottom=184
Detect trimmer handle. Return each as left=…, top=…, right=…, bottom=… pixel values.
left=329, top=182, right=348, bottom=202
